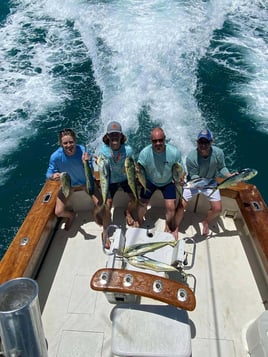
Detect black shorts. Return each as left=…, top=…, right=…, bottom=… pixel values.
left=108, top=180, right=132, bottom=199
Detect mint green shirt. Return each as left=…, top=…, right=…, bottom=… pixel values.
left=138, top=143, right=183, bottom=186
left=186, top=146, right=230, bottom=180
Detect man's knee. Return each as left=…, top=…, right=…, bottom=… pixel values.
left=211, top=201, right=222, bottom=214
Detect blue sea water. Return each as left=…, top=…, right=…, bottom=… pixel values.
left=0, top=0, right=267, bottom=259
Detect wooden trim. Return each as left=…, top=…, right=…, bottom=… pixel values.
left=0, top=180, right=60, bottom=284
left=221, top=182, right=268, bottom=277
left=90, top=268, right=196, bottom=311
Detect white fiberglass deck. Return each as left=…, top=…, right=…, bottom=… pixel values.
left=37, top=191, right=266, bottom=357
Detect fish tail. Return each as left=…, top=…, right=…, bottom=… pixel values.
left=168, top=240, right=178, bottom=247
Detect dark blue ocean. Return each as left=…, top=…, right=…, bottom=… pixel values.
left=0, top=0, right=267, bottom=259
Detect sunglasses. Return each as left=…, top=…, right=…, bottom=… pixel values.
left=152, top=138, right=165, bottom=144
left=198, top=140, right=210, bottom=145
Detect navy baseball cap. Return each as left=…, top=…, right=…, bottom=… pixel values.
left=197, top=129, right=213, bottom=141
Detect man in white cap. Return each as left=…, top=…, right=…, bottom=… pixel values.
left=182, top=129, right=233, bottom=236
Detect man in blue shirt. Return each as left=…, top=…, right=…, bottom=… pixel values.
left=183, top=129, right=233, bottom=236
left=137, top=127, right=184, bottom=240
left=46, top=128, right=98, bottom=230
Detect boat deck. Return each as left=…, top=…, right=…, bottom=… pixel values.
left=37, top=190, right=267, bottom=357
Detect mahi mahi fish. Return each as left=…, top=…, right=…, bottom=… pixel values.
left=126, top=255, right=178, bottom=272
left=183, top=177, right=218, bottom=190
left=172, top=162, right=185, bottom=199
left=60, top=172, right=71, bottom=198
left=84, top=145, right=95, bottom=195
left=136, top=163, right=149, bottom=193
left=123, top=240, right=178, bottom=258
left=124, top=157, right=139, bottom=203
left=217, top=168, right=258, bottom=190
left=97, top=154, right=110, bottom=206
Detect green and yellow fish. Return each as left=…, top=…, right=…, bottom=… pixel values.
left=217, top=168, right=258, bottom=190
left=60, top=172, right=71, bottom=198
left=124, top=157, right=139, bottom=203
left=208, top=168, right=258, bottom=196
left=172, top=162, right=185, bottom=199
left=97, top=154, right=110, bottom=206
left=136, top=163, right=149, bottom=193
left=84, top=145, right=95, bottom=195
left=126, top=255, right=178, bottom=272
left=123, top=240, right=177, bottom=258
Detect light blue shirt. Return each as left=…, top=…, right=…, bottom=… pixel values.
left=186, top=145, right=230, bottom=180
left=46, top=145, right=93, bottom=187
left=98, top=143, right=133, bottom=183
left=138, top=143, right=183, bottom=186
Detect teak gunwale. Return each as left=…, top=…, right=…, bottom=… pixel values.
left=0, top=180, right=60, bottom=284
left=0, top=179, right=268, bottom=288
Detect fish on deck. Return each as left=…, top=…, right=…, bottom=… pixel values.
left=126, top=255, right=178, bottom=273
left=123, top=240, right=177, bottom=258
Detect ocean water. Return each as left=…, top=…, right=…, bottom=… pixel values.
left=0, top=0, right=267, bottom=259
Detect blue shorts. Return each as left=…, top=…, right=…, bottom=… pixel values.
left=140, top=180, right=176, bottom=200
left=108, top=180, right=132, bottom=199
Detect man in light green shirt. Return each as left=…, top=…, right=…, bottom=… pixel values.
left=183, top=129, right=232, bottom=236
left=137, top=127, right=184, bottom=239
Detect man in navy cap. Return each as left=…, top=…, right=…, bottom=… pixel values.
left=182, top=129, right=233, bottom=236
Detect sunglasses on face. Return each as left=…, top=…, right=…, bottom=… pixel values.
left=198, top=140, right=210, bottom=145
left=151, top=138, right=165, bottom=144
